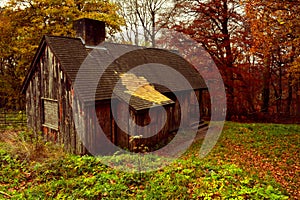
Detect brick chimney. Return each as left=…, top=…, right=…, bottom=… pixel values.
left=73, top=18, right=106, bottom=46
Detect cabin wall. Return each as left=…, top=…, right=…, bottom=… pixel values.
left=165, top=90, right=201, bottom=131
left=201, top=90, right=211, bottom=120
left=91, top=99, right=133, bottom=153
left=26, top=68, right=41, bottom=135
left=25, top=45, right=84, bottom=154
left=132, top=106, right=171, bottom=151
left=113, top=100, right=129, bottom=149
left=82, top=100, right=114, bottom=155
left=91, top=91, right=203, bottom=152
left=94, top=99, right=172, bottom=152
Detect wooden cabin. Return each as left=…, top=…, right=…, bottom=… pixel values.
left=22, top=18, right=208, bottom=155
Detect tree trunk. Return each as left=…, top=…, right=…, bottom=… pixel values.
left=278, top=63, right=282, bottom=113
left=296, top=82, right=300, bottom=118
left=285, top=77, right=293, bottom=115
left=222, top=1, right=235, bottom=120
left=261, top=56, right=271, bottom=113
left=151, top=11, right=156, bottom=47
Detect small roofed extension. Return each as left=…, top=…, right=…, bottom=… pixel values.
left=21, top=18, right=208, bottom=155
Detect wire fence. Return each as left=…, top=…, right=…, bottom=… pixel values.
left=0, top=109, right=26, bottom=126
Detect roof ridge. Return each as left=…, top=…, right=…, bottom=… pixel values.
left=44, top=35, right=83, bottom=41
left=102, top=42, right=145, bottom=48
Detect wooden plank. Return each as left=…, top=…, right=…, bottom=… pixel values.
left=129, top=109, right=137, bottom=151
left=115, top=101, right=129, bottom=149
left=69, top=87, right=76, bottom=154
left=97, top=102, right=112, bottom=140
left=111, top=108, right=116, bottom=145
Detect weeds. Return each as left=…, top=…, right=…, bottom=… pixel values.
left=0, top=123, right=299, bottom=199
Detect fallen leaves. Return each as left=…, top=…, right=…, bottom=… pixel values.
left=207, top=123, right=300, bottom=199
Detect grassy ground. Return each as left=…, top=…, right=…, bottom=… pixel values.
left=0, top=122, right=299, bottom=199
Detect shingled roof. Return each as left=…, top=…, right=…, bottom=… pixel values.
left=22, top=35, right=207, bottom=111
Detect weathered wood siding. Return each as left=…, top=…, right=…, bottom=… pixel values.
left=26, top=68, right=41, bottom=135
left=114, top=100, right=129, bottom=149
left=165, top=90, right=203, bottom=131
left=134, top=106, right=172, bottom=151
left=92, top=90, right=203, bottom=152
left=25, top=45, right=85, bottom=154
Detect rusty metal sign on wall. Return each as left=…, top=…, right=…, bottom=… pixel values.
left=43, top=98, right=58, bottom=129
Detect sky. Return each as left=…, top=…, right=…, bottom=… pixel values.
left=0, top=0, right=8, bottom=7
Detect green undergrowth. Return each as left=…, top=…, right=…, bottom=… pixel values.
left=1, top=122, right=299, bottom=199
left=0, top=150, right=288, bottom=199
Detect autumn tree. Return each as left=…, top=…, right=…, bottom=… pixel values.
left=114, top=0, right=179, bottom=47
left=245, top=0, right=300, bottom=116
left=290, top=57, right=300, bottom=117
left=0, top=0, right=124, bottom=109
left=173, top=0, right=248, bottom=120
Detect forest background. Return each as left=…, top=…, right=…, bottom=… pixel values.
left=0, top=0, right=299, bottom=122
